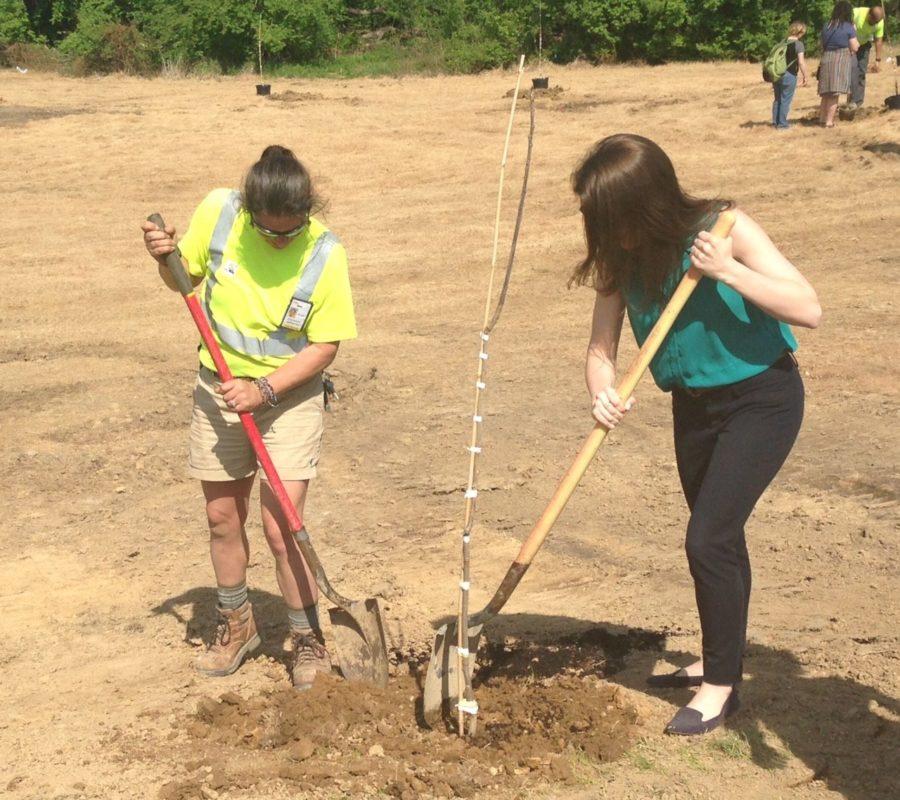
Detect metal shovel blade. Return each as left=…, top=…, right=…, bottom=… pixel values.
left=422, top=621, right=484, bottom=728
left=328, top=598, right=390, bottom=687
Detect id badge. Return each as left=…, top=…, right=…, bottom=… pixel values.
left=281, top=297, right=313, bottom=331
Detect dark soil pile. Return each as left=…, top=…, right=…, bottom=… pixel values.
left=503, top=84, right=567, bottom=105
left=268, top=90, right=362, bottom=106
left=268, top=90, right=326, bottom=103
left=158, top=665, right=639, bottom=799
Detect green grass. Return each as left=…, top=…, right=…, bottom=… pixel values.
left=709, top=730, right=751, bottom=760
left=631, top=751, right=655, bottom=771
left=737, top=724, right=790, bottom=770
left=267, top=42, right=453, bottom=79
left=626, top=740, right=658, bottom=772
left=678, top=745, right=707, bottom=771
left=566, top=748, right=604, bottom=785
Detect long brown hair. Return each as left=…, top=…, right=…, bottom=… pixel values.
left=828, top=1, right=853, bottom=26
left=570, top=134, right=729, bottom=302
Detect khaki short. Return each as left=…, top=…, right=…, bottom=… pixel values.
left=189, top=367, right=325, bottom=482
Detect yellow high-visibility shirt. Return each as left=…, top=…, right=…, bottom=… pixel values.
left=853, top=7, right=884, bottom=44
left=177, top=189, right=357, bottom=378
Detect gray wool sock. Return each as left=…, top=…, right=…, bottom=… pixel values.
left=287, top=604, right=320, bottom=634
left=217, top=582, right=248, bottom=610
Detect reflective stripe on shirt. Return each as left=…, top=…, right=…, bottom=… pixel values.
left=199, top=191, right=337, bottom=359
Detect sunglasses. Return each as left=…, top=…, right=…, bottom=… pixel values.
left=250, top=216, right=309, bottom=240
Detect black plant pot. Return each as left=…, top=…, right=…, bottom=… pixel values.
left=256, top=84, right=271, bottom=96
left=532, top=76, right=550, bottom=90
left=885, top=94, right=900, bottom=110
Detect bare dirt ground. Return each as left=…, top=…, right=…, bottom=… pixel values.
left=1, top=60, right=898, bottom=800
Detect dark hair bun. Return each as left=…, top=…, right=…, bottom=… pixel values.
left=259, top=145, right=296, bottom=161
left=242, top=145, right=321, bottom=218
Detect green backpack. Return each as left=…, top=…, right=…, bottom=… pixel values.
left=762, top=38, right=794, bottom=83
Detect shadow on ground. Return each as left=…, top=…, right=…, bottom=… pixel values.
left=151, top=586, right=291, bottom=663
left=862, top=141, right=900, bottom=156
left=432, top=612, right=899, bottom=800
left=151, top=590, right=897, bottom=800
left=739, top=117, right=824, bottom=129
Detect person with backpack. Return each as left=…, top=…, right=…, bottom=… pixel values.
left=768, top=21, right=810, bottom=130
left=817, top=1, right=860, bottom=127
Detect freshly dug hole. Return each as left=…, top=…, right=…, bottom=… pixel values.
left=159, top=638, right=642, bottom=799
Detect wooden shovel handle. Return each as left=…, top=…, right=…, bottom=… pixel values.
left=147, top=213, right=196, bottom=297
left=514, top=211, right=736, bottom=566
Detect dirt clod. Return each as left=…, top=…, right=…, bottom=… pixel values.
left=218, top=691, right=244, bottom=708
left=287, top=737, right=315, bottom=761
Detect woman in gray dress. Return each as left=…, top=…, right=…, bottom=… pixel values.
left=817, top=1, right=859, bottom=127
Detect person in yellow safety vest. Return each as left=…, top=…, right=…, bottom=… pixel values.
left=141, top=145, right=357, bottom=689
left=849, top=6, right=885, bottom=108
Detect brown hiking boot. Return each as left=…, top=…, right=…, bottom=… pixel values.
left=196, top=601, right=261, bottom=677
left=290, top=630, right=332, bottom=690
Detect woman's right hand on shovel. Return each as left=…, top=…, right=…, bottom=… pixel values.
left=592, top=387, right=635, bottom=430
left=141, top=220, right=177, bottom=263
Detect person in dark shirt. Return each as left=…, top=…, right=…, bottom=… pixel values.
left=773, top=21, right=810, bottom=129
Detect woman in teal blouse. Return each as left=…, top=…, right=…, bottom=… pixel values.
left=572, top=134, right=821, bottom=735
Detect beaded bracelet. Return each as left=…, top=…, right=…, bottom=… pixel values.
left=254, top=377, right=279, bottom=408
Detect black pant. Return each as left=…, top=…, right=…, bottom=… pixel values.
left=672, top=355, right=804, bottom=685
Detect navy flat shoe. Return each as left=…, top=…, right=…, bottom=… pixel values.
left=664, top=690, right=740, bottom=736
left=646, top=668, right=703, bottom=689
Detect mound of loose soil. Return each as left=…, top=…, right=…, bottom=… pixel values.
left=504, top=85, right=566, bottom=102
left=268, top=90, right=362, bottom=106
left=268, top=90, right=326, bottom=103
left=158, top=664, right=639, bottom=799
left=837, top=105, right=887, bottom=122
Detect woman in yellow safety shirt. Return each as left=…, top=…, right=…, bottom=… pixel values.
left=141, top=145, right=356, bottom=689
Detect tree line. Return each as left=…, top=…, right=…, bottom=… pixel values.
left=1, top=1, right=896, bottom=75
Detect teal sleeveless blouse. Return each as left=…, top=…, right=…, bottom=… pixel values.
left=623, top=234, right=797, bottom=392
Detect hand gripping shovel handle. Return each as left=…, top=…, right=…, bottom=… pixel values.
left=147, top=213, right=353, bottom=609
left=475, top=211, right=736, bottom=622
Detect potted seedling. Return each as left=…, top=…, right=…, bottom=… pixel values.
left=532, top=1, right=549, bottom=89
left=255, top=13, right=271, bottom=95
left=886, top=56, right=900, bottom=109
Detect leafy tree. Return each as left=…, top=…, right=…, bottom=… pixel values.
left=184, top=0, right=257, bottom=69
left=58, top=0, right=119, bottom=58
left=344, top=0, right=425, bottom=32
left=630, top=0, right=693, bottom=62
left=132, top=0, right=256, bottom=70
left=58, top=0, right=156, bottom=72
left=23, top=0, right=81, bottom=43
left=8, top=0, right=900, bottom=75
left=261, top=0, right=342, bottom=65
left=425, top=0, right=465, bottom=38
left=0, top=0, right=33, bottom=45
left=557, top=0, right=641, bottom=60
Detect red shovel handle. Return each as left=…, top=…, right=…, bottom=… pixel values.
left=148, top=213, right=303, bottom=535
